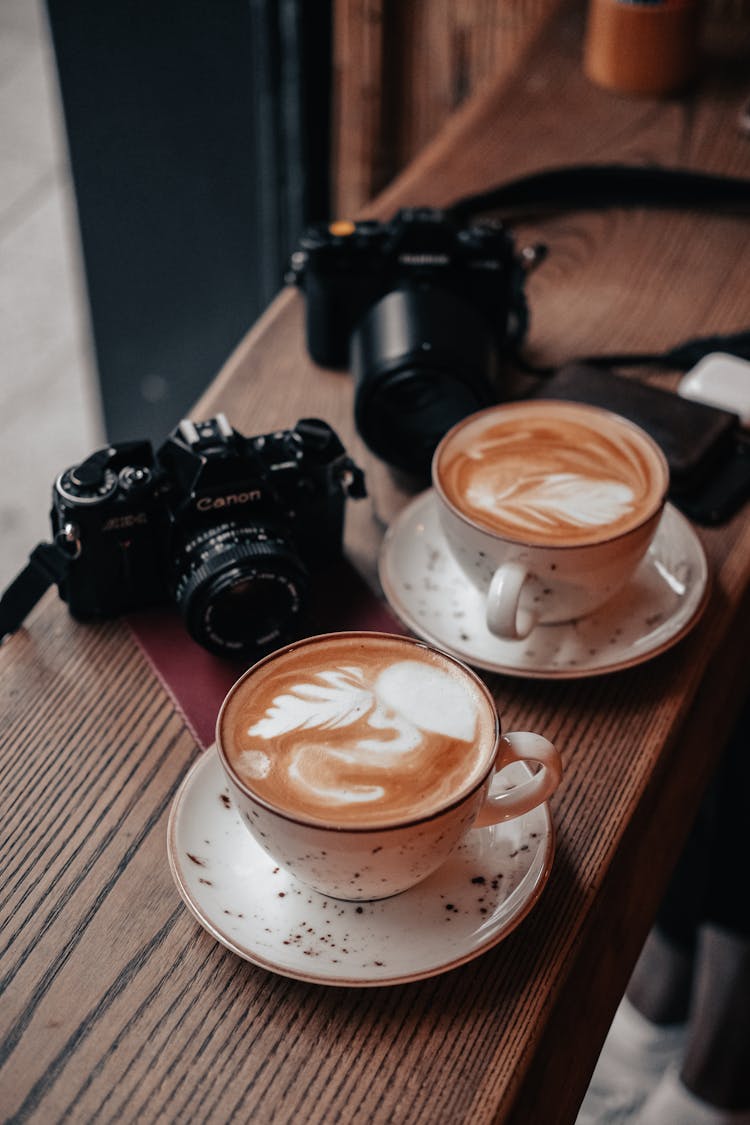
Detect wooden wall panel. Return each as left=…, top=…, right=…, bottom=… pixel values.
left=333, top=0, right=559, bottom=215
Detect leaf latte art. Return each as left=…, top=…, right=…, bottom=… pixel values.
left=436, top=401, right=668, bottom=546
left=221, top=636, right=497, bottom=826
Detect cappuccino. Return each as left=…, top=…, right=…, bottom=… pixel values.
left=216, top=631, right=560, bottom=899
left=434, top=400, right=668, bottom=546
left=220, top=632, right=497, bottom=828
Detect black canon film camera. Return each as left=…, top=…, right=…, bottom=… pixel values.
left=288, top=207, right=541, bottom=478
left=0, top=416, right=365, bottom=657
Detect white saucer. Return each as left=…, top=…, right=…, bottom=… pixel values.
left=378, top=492, right=709, bottom=679
left=167, top=747, right=554, bottom=987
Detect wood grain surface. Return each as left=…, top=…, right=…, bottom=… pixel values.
left=2, top=2, right=750, bottom=1122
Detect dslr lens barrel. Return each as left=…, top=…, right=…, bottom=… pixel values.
left=351, top=284, right=499, bottom=479
left=175, top=525, right=309, bottom=657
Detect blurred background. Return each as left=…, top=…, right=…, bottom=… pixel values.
left=1, top=0, right=562, bottom=592
left=0, top=0, right=100, bottom=588
left=0, top=0, right=333, bottom=589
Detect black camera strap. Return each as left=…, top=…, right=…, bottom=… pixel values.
left=448, top=164, right=750, bottom=223
left=448, top=162, right=750, bottom=370
left=520, top=327, right=750, bottom=376
left=0, top=541, right=72, bottom=643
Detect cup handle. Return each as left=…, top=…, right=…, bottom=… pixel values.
left=474, top=732, right=562, bottom=827
left=486, top=562, right=537, bottom=640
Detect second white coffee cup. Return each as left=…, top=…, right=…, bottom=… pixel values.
left=432, top=400, right=670, bottom=640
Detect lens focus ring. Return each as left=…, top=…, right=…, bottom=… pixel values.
left=174, top=529, right=309, bottom=657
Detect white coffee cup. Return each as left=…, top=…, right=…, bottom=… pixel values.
left=432, top=400, right=670, bottom=640
left=216, top=631, right=562, bottom=900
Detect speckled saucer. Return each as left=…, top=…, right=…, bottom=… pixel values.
left=167, top=747, right=554, bottom=986
left=378, top=491, right=709, bottom=679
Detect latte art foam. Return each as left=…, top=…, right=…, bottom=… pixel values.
left=436, top=401, right=667, bottom=545
left=221, top=635, right=497, bottom=827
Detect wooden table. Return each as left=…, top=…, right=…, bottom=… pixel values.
left=2, top=4, right=749, bottom=1122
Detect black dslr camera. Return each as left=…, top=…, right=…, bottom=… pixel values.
left=0, top=416, right=365, bottom=657
left=288, top=207, right=538, bottom=478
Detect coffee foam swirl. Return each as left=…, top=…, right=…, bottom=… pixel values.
left=221, top=636, right=496, bottom=827
left=436, top=401, right=667, bottom=545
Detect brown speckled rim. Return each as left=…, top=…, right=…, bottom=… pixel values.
left=432, top=399, right=670, bottom=550
left=215, top=630, right=501, bottom=832
left=166, top=748, right=556, bottom=987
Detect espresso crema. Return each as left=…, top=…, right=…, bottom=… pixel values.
left=435, top=400, right=668, bottom=546
left=220, top=634, right=497, bottom=828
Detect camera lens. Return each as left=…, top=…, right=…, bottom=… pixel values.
left=174, top=525, right=308, bottom=657
left=351, top=284, right=500, bottom=479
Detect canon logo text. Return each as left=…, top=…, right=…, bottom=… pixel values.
left=196, top=491, right=261, bottom=512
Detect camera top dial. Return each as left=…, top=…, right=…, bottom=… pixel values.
left=55, top=441, right=157, bottom=507
left=56, top=459, right=119, bottom=505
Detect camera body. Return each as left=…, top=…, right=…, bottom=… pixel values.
left=51, top=416, right=365, bottom=655
left=288, top=208, right=531, bottom=477
left=289, top=207, right=528, bottom=368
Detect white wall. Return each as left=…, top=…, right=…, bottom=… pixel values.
left=0, top=0, right=102, bottom=590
